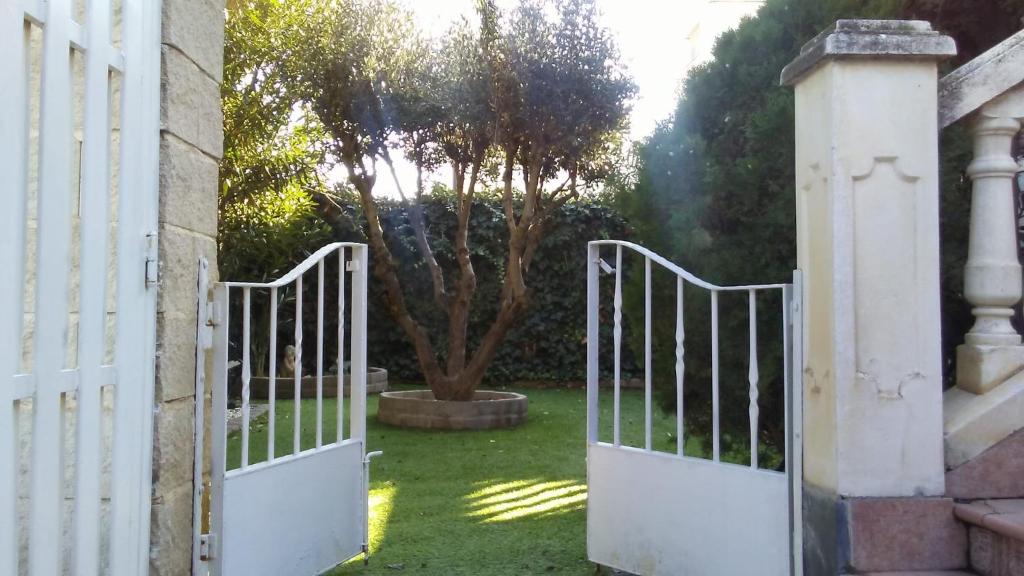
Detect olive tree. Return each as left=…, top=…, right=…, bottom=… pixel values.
left=285, top=0, right=634, bottom=400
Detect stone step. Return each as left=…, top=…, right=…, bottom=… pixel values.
left=954, top=499, right=1024, bottom=576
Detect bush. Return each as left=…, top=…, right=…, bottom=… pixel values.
left=614, top=0, right=1022, bottom=462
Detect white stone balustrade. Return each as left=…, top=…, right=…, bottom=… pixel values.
left=939, top=29, right=1024, bottom=470
left=957, top=96, right=1024, bottom=394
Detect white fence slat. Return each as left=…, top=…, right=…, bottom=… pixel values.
left=30, top=0, right=75, bottom=571
left=294, top=274, right=303, bottom=454
left=586, top=244, right=599, bottom=444
left=748, top=289, right=760, bottom=469
left=675, top=277, right=684, bottom=456
left=73, top=0, right=114, bottom=571
left=337, top=248, right=345, bottom=443
left=268, top=287, right=277, bottom=461
left=316, top=260, right=324, bottom=449
left=711, top=290, right=720, bottom=462
left=109, top=0, right=161, bottom=571
left=644, top=257, right=652, bottom=451
left=241, top=288, right=251, bottom=469
left=0, top=6, right=30, bottom=573
left=613, top=245, right=622, bottom=447
left=349, top=246, right=368, bottom=443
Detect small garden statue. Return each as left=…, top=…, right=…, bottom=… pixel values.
left=281, top=345, right=296, bottom=378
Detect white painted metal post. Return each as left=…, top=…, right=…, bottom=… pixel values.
left=192, top=259, right=210, bottom=576
left=613, top=245, right=622, bottom=447
left=241, top=288, right=251, bottom=468
left=748, top=290, right=760, bottom=469
left=711, top=290, right=720, bottom=462
left=787, top=271, right=805, bottom=576
left=337, top=247, right=346, bottom=442
left=316, top=260, right=325, bottom=449
left=644, top=257, right=652, bottom=451
left=586, top=243, right=600, bottom=444
left=350, top=245, right=368, bottom=444
left=209, top=285, right=230, bottom=576
left=294, top=275, right=303, bottom=454
left=0, top=2, right=29, bottom=572
left=268, top=288, right=277, bottom=460
left=675, top=277, right=685, bottom=456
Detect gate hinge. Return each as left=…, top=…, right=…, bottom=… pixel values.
left=346, top=259, right=361, bottom=273
left=207, top=301, right=222, bottom=327
left=200, top=533, right=214, bottom=561
left=145, top=231, right=160, bottom=289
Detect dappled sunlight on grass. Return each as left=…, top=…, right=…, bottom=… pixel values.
left=367, top=483, right=396, bottom=554
left=465, top=479, right=587, bottom=523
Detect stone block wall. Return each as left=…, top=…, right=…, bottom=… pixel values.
left=151, top=0, right=224, bottom=574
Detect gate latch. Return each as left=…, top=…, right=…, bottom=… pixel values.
left=145, top=231, right=159, bottom=288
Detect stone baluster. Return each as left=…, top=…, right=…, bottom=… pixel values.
left=957, top=94, right=1024, bottom=395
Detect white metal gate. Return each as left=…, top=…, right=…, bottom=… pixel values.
left=585, top=241, right=803, bottom=576
left=1, top=0, right=161, bottom=574
left=197, top=243, right=378, bottom=576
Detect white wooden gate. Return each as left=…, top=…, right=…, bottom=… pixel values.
left=585, top=241, right=803, bottom=576
left=197, top=243, right=378, bottom=576
left=1, top=0, right=161, bottom=574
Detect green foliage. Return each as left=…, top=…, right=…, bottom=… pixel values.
left=613, top=0, right=1019, bottom=458
left=220, top=0, right=336, bottom=279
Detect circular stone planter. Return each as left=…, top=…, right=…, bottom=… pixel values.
left=248, top=367, right=388, bottom=399
left=377, top=390, right=528, bottom=430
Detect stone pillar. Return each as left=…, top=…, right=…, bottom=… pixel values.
left=781, top=20, right=960, bottom=574
left=957, top=102, right=1024, bottom=394
left=150, top=0, right=224, bottom=575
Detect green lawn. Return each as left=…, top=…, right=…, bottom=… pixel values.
left=227, top=384, right=689, bottom=575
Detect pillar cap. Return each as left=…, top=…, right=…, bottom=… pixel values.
left=781, top=20, right=956, bottom=87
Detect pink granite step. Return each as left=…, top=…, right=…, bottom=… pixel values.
left=858, top=572, right=976, bottom=575
left=953, top=499, right=1024, bottom=576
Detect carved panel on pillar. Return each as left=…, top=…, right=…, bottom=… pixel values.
left=851, top=157, right=923, bottom=401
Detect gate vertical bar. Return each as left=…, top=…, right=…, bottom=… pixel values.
left=711, top=290, right=720, bottom=462
left=268, top=288, right=277, bottom=460
left=74, top=0, right=115, bottom=570
left=613, top=245, right=622, bottom=447
left=675, top=277, right=685, bottom=456
left=294, top=275, right=302, bottom=454
left=350, top=245, right=368, bottom=444
left=748, top=290, right=760, bottom=469
left=787, top=271, right=805, bottom=576
left=644, top=257, right=652, bottom=451
left=0, top=3, right=29, bottom=572
left=316, top=261, right=324, bottom=449
left=241, top=288, right=251, bottom=468
left=30, top=0, right=74, bottom=571
left=586, top=243, right=599, bottom=444
left=337, top=247, right=346, bottom=442
left=209, top=285, right=230, bottom=576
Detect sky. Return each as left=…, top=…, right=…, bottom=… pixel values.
left=336, top=0, right=763, bottom=198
